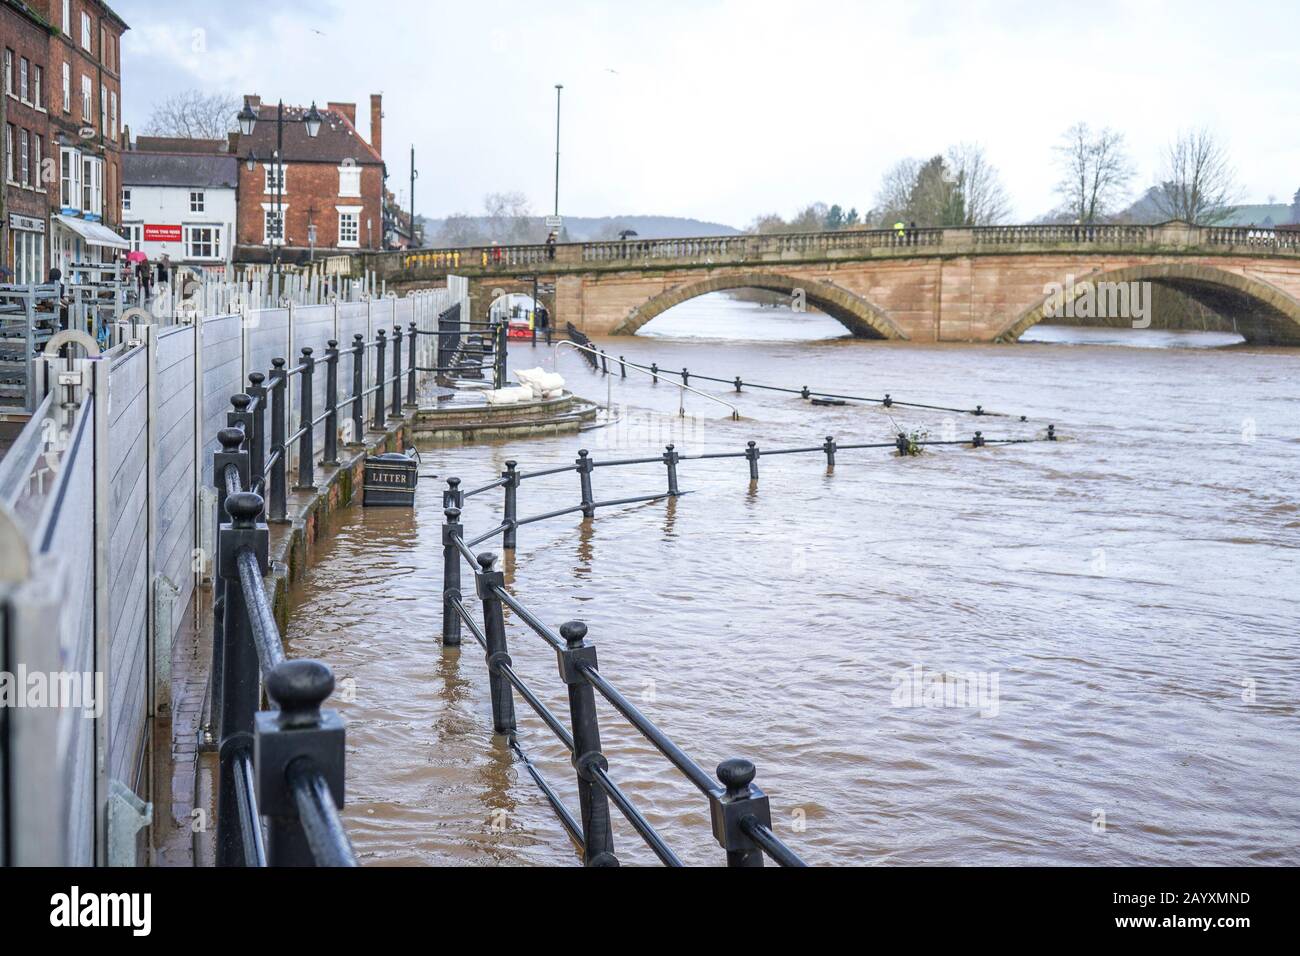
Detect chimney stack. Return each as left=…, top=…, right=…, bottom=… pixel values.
left=370, top=94, right=383, bottom=158
left=245, top=94, right=262, bottom=111
left=328, top=101, right=357, bottom=126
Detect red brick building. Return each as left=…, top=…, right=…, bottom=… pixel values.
left=37, top=0, right=129, bottom=276
left=2, top=0, right=55, bottom=282
left=232, top=93, right=385, bottom=264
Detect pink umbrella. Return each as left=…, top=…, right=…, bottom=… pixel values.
left=127, top=250, right=147, bottom=264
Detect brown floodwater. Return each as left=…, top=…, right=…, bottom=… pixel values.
left=285, top=295, right=1300, bottom=866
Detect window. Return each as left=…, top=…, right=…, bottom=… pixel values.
left=13, top=228, right=45, bottom=285
left=123, top=223, right=142, bottom=252
left=338, top=164, right=361, bottom=198
left=264, top=163, right=285, bottom=193
left=19, top=130, right=29, bottom=185
left=263, top=206, right=287, bottom=245
left=110, top=91, right=117, bottom=139
left=4, top=124, right=13, bottom=183
left=121, top=187, right=131, bottom=212
left=337, top=207, right=361, bottom=247
left=3, top=50, right=11, bottom=96
left=60, top=147, right=80, bottom=208
left=32, top=134, right=41, bottom=190
left=81, top=155, right=102, bottom=216
left=185, top=225, right=222, bottom=260
left=80, top=75, right=90, bottom=120
left=61, top=63, right=70, bottom=112
left=19, top=57, right=28, bottom=102
left=32, top=65, right=41, bottom=109
left=62, top=0, right=70, bottom=34
left=189, top=190, right=205, bottom=213
left=81, top=12, right=92, bottom=52
left=100, top=85, right=107, bottom=135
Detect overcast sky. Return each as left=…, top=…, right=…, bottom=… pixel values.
left=114, top=0, right=1300, bottom=227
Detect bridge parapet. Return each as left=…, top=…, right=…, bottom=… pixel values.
left=374, top=221, right=1300, bottom=283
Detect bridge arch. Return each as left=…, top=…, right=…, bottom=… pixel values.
left=612, top=271, right=908, bottom=339
left=999, top=262, right=1300, bottom=346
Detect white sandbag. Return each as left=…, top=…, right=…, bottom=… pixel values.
left=484, top=386, right=533, bottom=405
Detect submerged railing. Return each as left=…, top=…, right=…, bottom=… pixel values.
left=441, top=424, right=1061, bottom=866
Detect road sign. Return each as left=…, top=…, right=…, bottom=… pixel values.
left=545, top=216, right=564, bottom=230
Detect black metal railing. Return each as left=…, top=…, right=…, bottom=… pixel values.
left=562, top=336, right=1030, bottom=420
left=211, top=429, right=356, bottom=867
left=438, top=425, right=1057, bottom=866
left=205, top=318, right=433, bottom=866
left=236, top=326, right=419, bottom=523
left=414, top=304, right=508, bottom=389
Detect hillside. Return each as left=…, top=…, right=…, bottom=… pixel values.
left=415, top=214, right=741, bottom=247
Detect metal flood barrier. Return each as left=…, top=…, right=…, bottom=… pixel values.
left=0, top=281, right=466, bottom=867
left=438, top=424, right=1060, bottom=866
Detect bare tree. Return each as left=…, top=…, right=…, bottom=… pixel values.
left=946, top=143, right=1011, bottom=225
left=483, top=191, right=539, bottom=244
left=873, top=157, right=925, bottom=224
left=1054, top=123, right=1134, bottom=223
left=143, top=90, right=241, bottom=140
left=1152, top=129, right=1240, bottom=224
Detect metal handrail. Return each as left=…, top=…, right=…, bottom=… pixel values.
left=437, top=420, right=1064, bottom=866
left=555, top=340, right=740, bottom=420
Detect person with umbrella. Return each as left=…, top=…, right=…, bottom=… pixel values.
left=127, top=250, right=148, bottom=302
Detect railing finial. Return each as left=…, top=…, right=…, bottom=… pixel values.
left=225, top=491, right=263, bottom=527
left=266, top=659, right=335, bottom=729
left=560, top=620, right=588, bottom=648
left=218, top=427, right=245, bottom=453
left=716, top=758, right=756, bottom=798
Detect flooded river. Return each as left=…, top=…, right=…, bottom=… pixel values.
left=285, top=295, right=1300, bottom=866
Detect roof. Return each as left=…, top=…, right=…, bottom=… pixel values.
left=1, top=0, right=56, bottom=33
left=235, top=102, right=383, bottom=166
left=122, top=152, right=239, bottom=189
left=135, top=136, right=228, bottom=154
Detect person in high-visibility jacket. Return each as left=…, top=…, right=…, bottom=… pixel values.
left=894, top=221, right=906, bottom=241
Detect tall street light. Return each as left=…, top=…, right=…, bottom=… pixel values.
left=238, top=98, right=323, bottom=283
left=553, top=84, right=563, bottom=220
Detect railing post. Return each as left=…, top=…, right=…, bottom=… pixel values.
left=269, top=358, right=289, bottom=523
left=681, top=367, right=689, bottom=387
left=216, top=491, right=270, bottom=866
left=349, top=334, right=365, bottom=446
left=650, top=363, right=658, bottom=384
left=502, top=461, right=519, bottom=550
left=823, top=435, right=837, bottom=467
left=710, top=759, right=773, bottom=867
left=254, top=659, right=348, bottom=867
left=663, top=443, right=680, bottom=497
left=745, top=441, right=760, bottom=480
left=734, top=376, right=743, bottom=393
left=972, top=431, right=985, bottom=448
left=495, top=319, right=508, bottom=389
left=391, top=324, right=403, bottom=417
left=373, top=329, right=387, bottom=430
left=576, top=449, right=595, bottom=518
left=406, top=321, right=417, bottom=406
left=443, top=476, right=463, bottom=510
left=246, top=372, right=268, bottom=488
left=474, top=553, right=517, bottom=735
left=296, top=347, right=315, bottom=490
left=1047, top=424, right=1057, bottom=442
left=209, top=426, right=249, bottom=750
left=323, top=341, right=339, bottom=467
left=556, top=621, right=617, bottom=867
left=441, top=506, right=463, bottom=647
left=618, top=355, right=627, bottom=379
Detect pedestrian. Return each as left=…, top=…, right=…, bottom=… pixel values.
left=893, top=220, right=906, bottom=243
left=157, top=254, right=171, bottom=294
left=136, top=257, right=153, bottom=300
left=546, top=230, right=557, bottom=260
left=908, top=222, right=917, bottom=245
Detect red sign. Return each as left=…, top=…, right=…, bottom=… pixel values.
left=143, top=224, right=183, bottom=242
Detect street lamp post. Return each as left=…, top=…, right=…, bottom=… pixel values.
left=553, top=84, right=563, bottom=220
left=238, top=98, right=323, bottom=286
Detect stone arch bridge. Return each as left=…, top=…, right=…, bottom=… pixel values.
left=363, top=222, right=1300, bottom=345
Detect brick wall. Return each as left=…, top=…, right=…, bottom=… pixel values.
left=236, top=159, right=384, bottom=253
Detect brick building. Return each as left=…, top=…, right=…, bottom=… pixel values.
left=2, top=0, right=55, bottom=283
left=232, top=93, right=385, bottom=264
left=38, top=0, right=129, bottom=276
